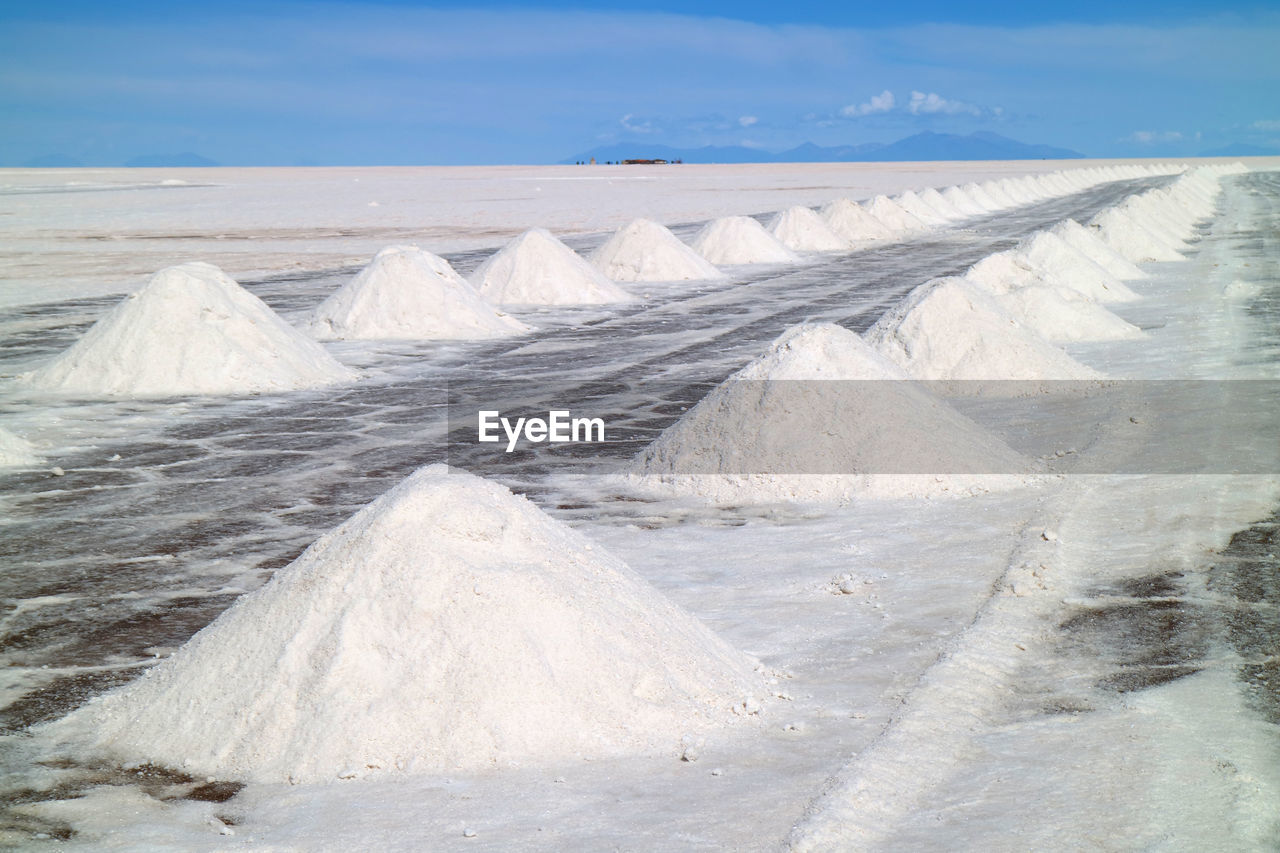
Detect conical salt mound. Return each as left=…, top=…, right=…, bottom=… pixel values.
left=590, top=218, right=724, bottom=282
left=48, top=465, right=763, bottom=783
left=0, top=427, right=39, bottom=467
left=768, top=206, right=851, bottom=252
left=940, top=186, right=989, bottom=217
left=1089, top=208, right=1187, bottom=263
left=303, top=246, right=532, bottom=341
left=471, top=229, right=633, bottom=305
left=690, top=216, right=802, bottom=265
left=1016, top=232, right=1142, bottom=303
left=916, top=187, right=968, bottom=221
left=995, top=287, right=1146, bottom=343
left=894, top=190, right=953, bottom=226
left=22, top=262, right=357, bottom=398
left=865, top=277, right=1104, bottom=387
left=628, top=323, right=1032, bottom=504
left=865, top=196, right=929, bottom=233
left=1050, top=219, right=1149, bottom=281
left=820, top=198, right=895, bottom=242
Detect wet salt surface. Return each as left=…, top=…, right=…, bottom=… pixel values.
left=5, top=172, right=1280, bottom=848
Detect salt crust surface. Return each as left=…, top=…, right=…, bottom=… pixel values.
left=590, top=218, right=724, bottom=282
left=689, top=215, right=802, bottom=265
left=303, top=245, right=531, bottom=341
left=0, top=427, right=39, bottom=466
left=471, top=228, right=633, bottom=305
left=866, top=276, right=1104, bottom=385
left=628, top=323, right=1031, bottom=504
left=48, top=465, right=764, bottom=784
left=768, top=206, right=851, bottom=252
left=22, top=262, right=357, bottom=398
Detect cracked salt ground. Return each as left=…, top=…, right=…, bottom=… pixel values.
left=3, top=169, right=1278, bottom=849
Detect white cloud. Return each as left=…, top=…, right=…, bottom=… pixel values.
left=839, top=89, right=894, bottom=117
left=738, top=115, right=758, bottom=127
left=907, top=91, right=980, bottom=116
left=1253, top=119, right=1280, bottom=131
left=619, top=113, right=659, bottom=134
left=1125, top=130, right=1182, bottom=144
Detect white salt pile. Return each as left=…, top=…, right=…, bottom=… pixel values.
left=22, top=262, right=357, bottom=398
left=995, top=286, right=1146, bottom=343
left=690, top=215, right=802, bottom=265
left=1050, top=219, right=1149, bottom=281
left=940, top=186, right=989, bottom=217
left=471, top=229, right=633, bottom=305
left=0, top=427, right=39, bottom=467
left=1016, top=232, right=1142, bottom=303
left=768, top=206, right=851, bottom=252
left=628, top=323, right=1030, bottom=504
left=914, top=188, right=967, bottom=222
left=1090, top=208, right=1187, bottom=263
left=960, top=182, right=1004, bottom=212
left=865, top=195, right=930, bottom=233
left=894, top=190, right=953, bottom=226
left=303, top=246, right=532, bottom=341
left=820, top=198, right=895, bottom=242
left=590, top=218, right=724, bottom=282
left=48, top=465, right=764, bottom=783
left=866, top=277, right=1104, bottom=385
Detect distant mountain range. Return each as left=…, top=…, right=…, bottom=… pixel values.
left=564, top=131, right=1085, bottom=165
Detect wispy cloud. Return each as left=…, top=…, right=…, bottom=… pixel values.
left=1124, top=129, right=1183, bottom=144
left=619, top=114, right=660, bottom=134
left=907, top=91, right=981, bottom=116
left=738, top=115, right=759, bottom=127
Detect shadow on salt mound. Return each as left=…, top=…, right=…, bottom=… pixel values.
left=865, top=277, right=1104, bottom=391
left=1090, top=208, right=1187, bottom=263
left=690, top=215, right=801, bottom=265
left=1050, top=219, right=1149, bottom=281
left=590, top=218, right=723, bottom=282
left=918, top=187, right=968, bottom=221
left=303, top=245, right=532, bottom=341
left=625, top=323, right=1034, bottom=505
left=472, top=228, right=633, bottom=305
left=995, top=286, right=1145, bottom=343
left=864, top=195, right=930, bottom=233
left=820, top=198, right=894, bottom=242
left=768, top=206, right=850, bottom=252
left=21, top=262, right=357, bottom=398
left=45, top=464, right=765, bottom=784
left=0, top=427, right=39, bottom=467
left=960, top=182, right=1003, bottom=211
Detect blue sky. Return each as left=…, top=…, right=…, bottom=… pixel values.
left=2, top=1, right=1278, bottom=165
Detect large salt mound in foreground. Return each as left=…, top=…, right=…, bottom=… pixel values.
left=628, top=323, right=1031, bottom=504
left=768, top=206, right=850, bottom=252
left=590, top=218, right=724, bottom=281
left=23, top=262, right=357, bottom=398
left=866, top=277, right=1104, bottom=386
left=0, top=428, right=39, bottom=467
left=304, top=246, right=532, bottom=341
left=472, top=229, right=633, bottom=305
left=690, top=215, right=802, bottom=265
left=49, top=465, right=763, bottom=783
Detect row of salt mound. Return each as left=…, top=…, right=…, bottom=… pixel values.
left=864, top=195, right=930, bottom=233
left=1050, top=219, right=1148, bottom=281
left=689, top=215, right=802, bottom=265
left=768, top=206, right=851, bottom=252
left=968, top=234, right=1142, bottom=303
left=305, top=245, right=532, bottom=341
left=0, top=428, right=39, bottom=466
left=22, top=262, right=357, bottom=398
left=48, top=464, right=765, bottom=783
left=894, top=190, right=955, bottom=226
left=821, top=198, right=895, bottom=242
left=626, top=323, right=1032, bottom=504
left=590, top=218, right=724, bottom=282
left=472, top=228, right=634, bottom=305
